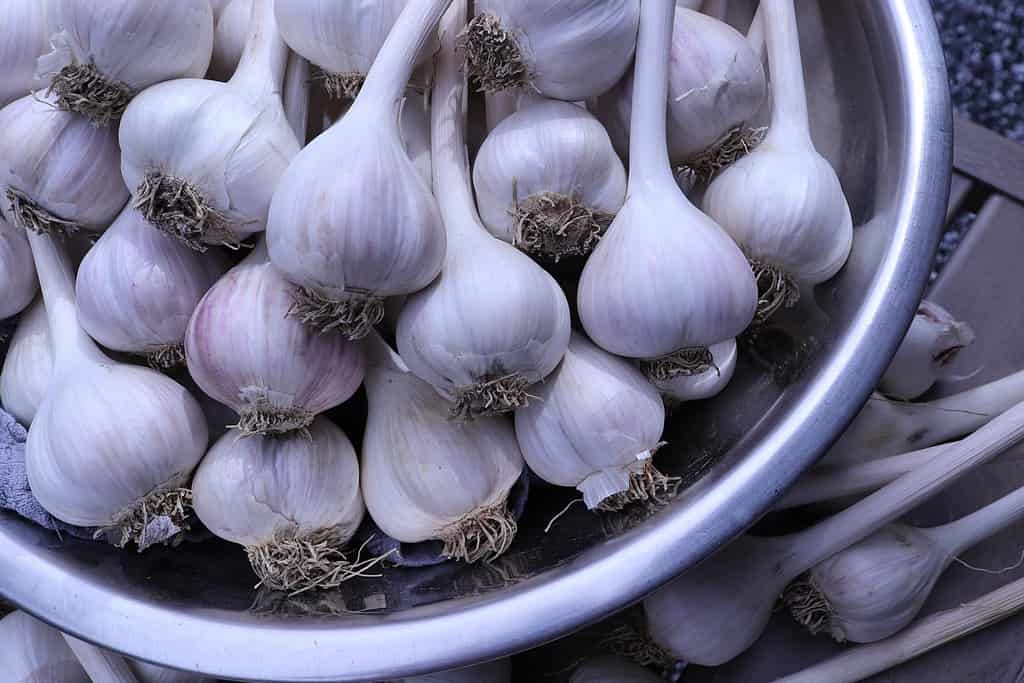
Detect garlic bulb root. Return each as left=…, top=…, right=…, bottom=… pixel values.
left=750, top=257, right=801, bottom=323
left=97, top=486, right=194, bottom=549
left=133, top=172, right=239, bottom=251
left=642, top=347, right=716, bottom=383
left=784, top=574, right=844, bottom=641
left=45, top=62, right=134, bottom=128
left=458, top=13, right=529, bottom=93
left=232, top=387, right=315, bottom=437
left=452, top=373, right=534, bottom=421
left=595, top=459, right=680, bottom=512
left=511, top=192, right=614, bottom=262
left=288, top=287, right=385, bottom=340
left=440, top=501, right=518, bottom=563
left=5, top=188, right=80, bottom=237
left=316, top=71, right=367, bottom=100
left=247, top=530, right=388, bottom=593
left=678, top=125, right=768, bottom=188
left=146, top=344, right=187, bottom=371
left=600, top=624, right=676, bottom=670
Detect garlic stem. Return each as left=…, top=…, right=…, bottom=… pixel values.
left=773, top=576, right=1024, bottom=683
left=25, top=231, right=106, bottom=375
left=62, top=635, right=140, bottom=683
left=747, top=4, right=765, bottom=58
left=283, top=53, right=311, bottom=142
left=927, top=482, right=1024, bottom=558
left=628, top=0, right=676, bottom=188
left=228, top=0, right=289, bottom=97
left=763, top=0, right=810, bottom=142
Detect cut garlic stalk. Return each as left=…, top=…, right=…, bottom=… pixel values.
left=0, top=297, right=53, bottom=426
left=361, top=329, right=524, bottom=564
left=472, top=95, right=627, bottom=261
left=461, top=0, right=639, bottom=101
left=76, top=206, right=229, bottom=369
left=578, top=0, right=757, bottom=381
left=0, top=611, right=88, bottom=683
left=0, top=0, right=49, bottom=108
left=185, top=243, right=365, bottom=437
left=515, top=332, right=674, bottom=510
left=120, top=0, right=298, bottom=250
left=703, top=0, right=853, bottom=323
left=650, top=338, right=737, bottom=402
left=38, top=0, right=214, bottom=126
left=193, top=418, right=370, bottom=593
left=0, top=216, right=36, bottom=319
left=396, top=8, right=570, bottom=420
left=571, top=655, right=662, bottom=683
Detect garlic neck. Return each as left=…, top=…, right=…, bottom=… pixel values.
left=363, top=330, right=409, bottom=377
left=229, top=0, right=289, bottom=100
left=747, top=4, right=766, bottom=61
left=25, top=230, right=106, bottom=376
left=762, top=0, right=811, bottom=146
left=926, top=484, right=1024, bottom=560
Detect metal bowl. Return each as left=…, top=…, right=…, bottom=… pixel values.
left=0, top=1, right=951, bottom=680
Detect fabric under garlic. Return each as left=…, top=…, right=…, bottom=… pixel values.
left=0, top=216, right=37, bottom=320
left=0, top=93, right=128, bottom=236
left=472, top=96, right=627, bottom=261
left=516, top=333, right=673, bottom=510
left=0, top=297, right=53, bottom=426
left=0, top=0, right=49, bottom=108
left=462, top=0, right=640, bottom=101
left=192, top=418, right=368, bottom=592
left=38, top=0, right=214, bottom=126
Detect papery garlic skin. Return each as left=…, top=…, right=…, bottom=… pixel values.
left=570, top=655, right=662, bottom=683
left=652, top=338, right=737, bottom=402
left=515, top=333, right=668, bottom=509
left=472, top=97, right=627, bottom=259
left=0, top=94, right=128, bottom=235
left=185, top=246, right=366, bottom=436
left=361, top=335, right=524, bottom=562
left=465, top=0, right=640, bottom=102
left=0, top=0, right=49, bottom=108
left=0, top=611, right=89, bottom=683
left=208, top=0, right=253, bottom=81
left=0, top=217, right=37, bottom=319
left=38, top=0, right=214, bottom=125
left=192, top=418, right=365, bottom=591
left=76, top=206, right=228, bottom=367
left=0, top=297, right=53, bottom=426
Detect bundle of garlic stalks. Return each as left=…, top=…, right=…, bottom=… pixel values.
left=0, top=0, right=854, bottom=595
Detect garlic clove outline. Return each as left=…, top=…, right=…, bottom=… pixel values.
left=0, top=296, right=53, bottom=426
left=0, top=215, right=37, bottom=320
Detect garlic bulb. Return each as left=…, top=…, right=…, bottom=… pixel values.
left=397, top=660, right=512, bottom=682
left=275, top=0, right=435, bottom=100
left=120, top=0, right=298, bottom=250
left=651, top=338, right=737, bottom=402
left=361, top=330, right=524, bottom=563
left=591, top=6, right=767, bottom=183
left=461, top=0, right=640, bottom=101
left=0, top=93, right=128, bottom=236
left=0, top=611, right=88, bottom=683
left=396, top=11, right=570, bottom=420
left=472, top=96, right=627, bottom=261
left=193, top=418, right=369, bottom=592
left=25, top=230, right=209, bottom=548
left=515, top=332, right=673, bottom=510
left=703, top=0, right=853, bottom=323
left=571, top=655, right=662, bottom=683
left=0, top=297, right=53, bottom=426
left=185, top=243, right=366, bottom=436
left=878, top=300, right=975, bottom=400
left=38, top=0, right=214, bottom=126
left=267, top=0, right=449, bottom=339
left=0, top=1, right=49, bottom=108
left=0, top=216, right=36, bottom=319
left=577, top=0, right=757, bottom=382
left=208, top=0, right=253, bottom=81
left=76, top=206, right=229, bottom=369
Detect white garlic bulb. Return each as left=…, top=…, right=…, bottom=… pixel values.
left=185, top=244, right=366, bottom=436
left=193, top=418, right=367, bottom=592
left=76, top=206, right=229, bottom=369
left=37, top=0, right=214, bottom=126
left=515, top=333, right=672, bottom=510
left=267, top=0, right=449, bottom=339
left=0, top=297, right=53, bottom=426
left=651, top=338, right=737, bottom=402
left=25, top=230, right=209, bottom=548
left=0, top=611, right=88, bottom=683
left=462, top=0, right=640, bottom=101
left=397, top=16, right=570, bottom=420
left=577, top=1, right=757, bottom=381
left=570, top=655, right=662, bottom=683
left=275, top=0, right=435, bottom=100
left=208, top=0, right=253, bottom=81
left=472, top=96, right=627, bottom=261
left=591, top=6, right=767, bottom=182
left=120, top=0, right=298, bottom=250
left=0, top=216, right=37, bottom=319
left=0, top=0, right=49, bottom=108
left=0, top=93, right=128, bottom=236
left=361, top=331, right=524, bottom=563
left=703, top=0, right=853, bottom=323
